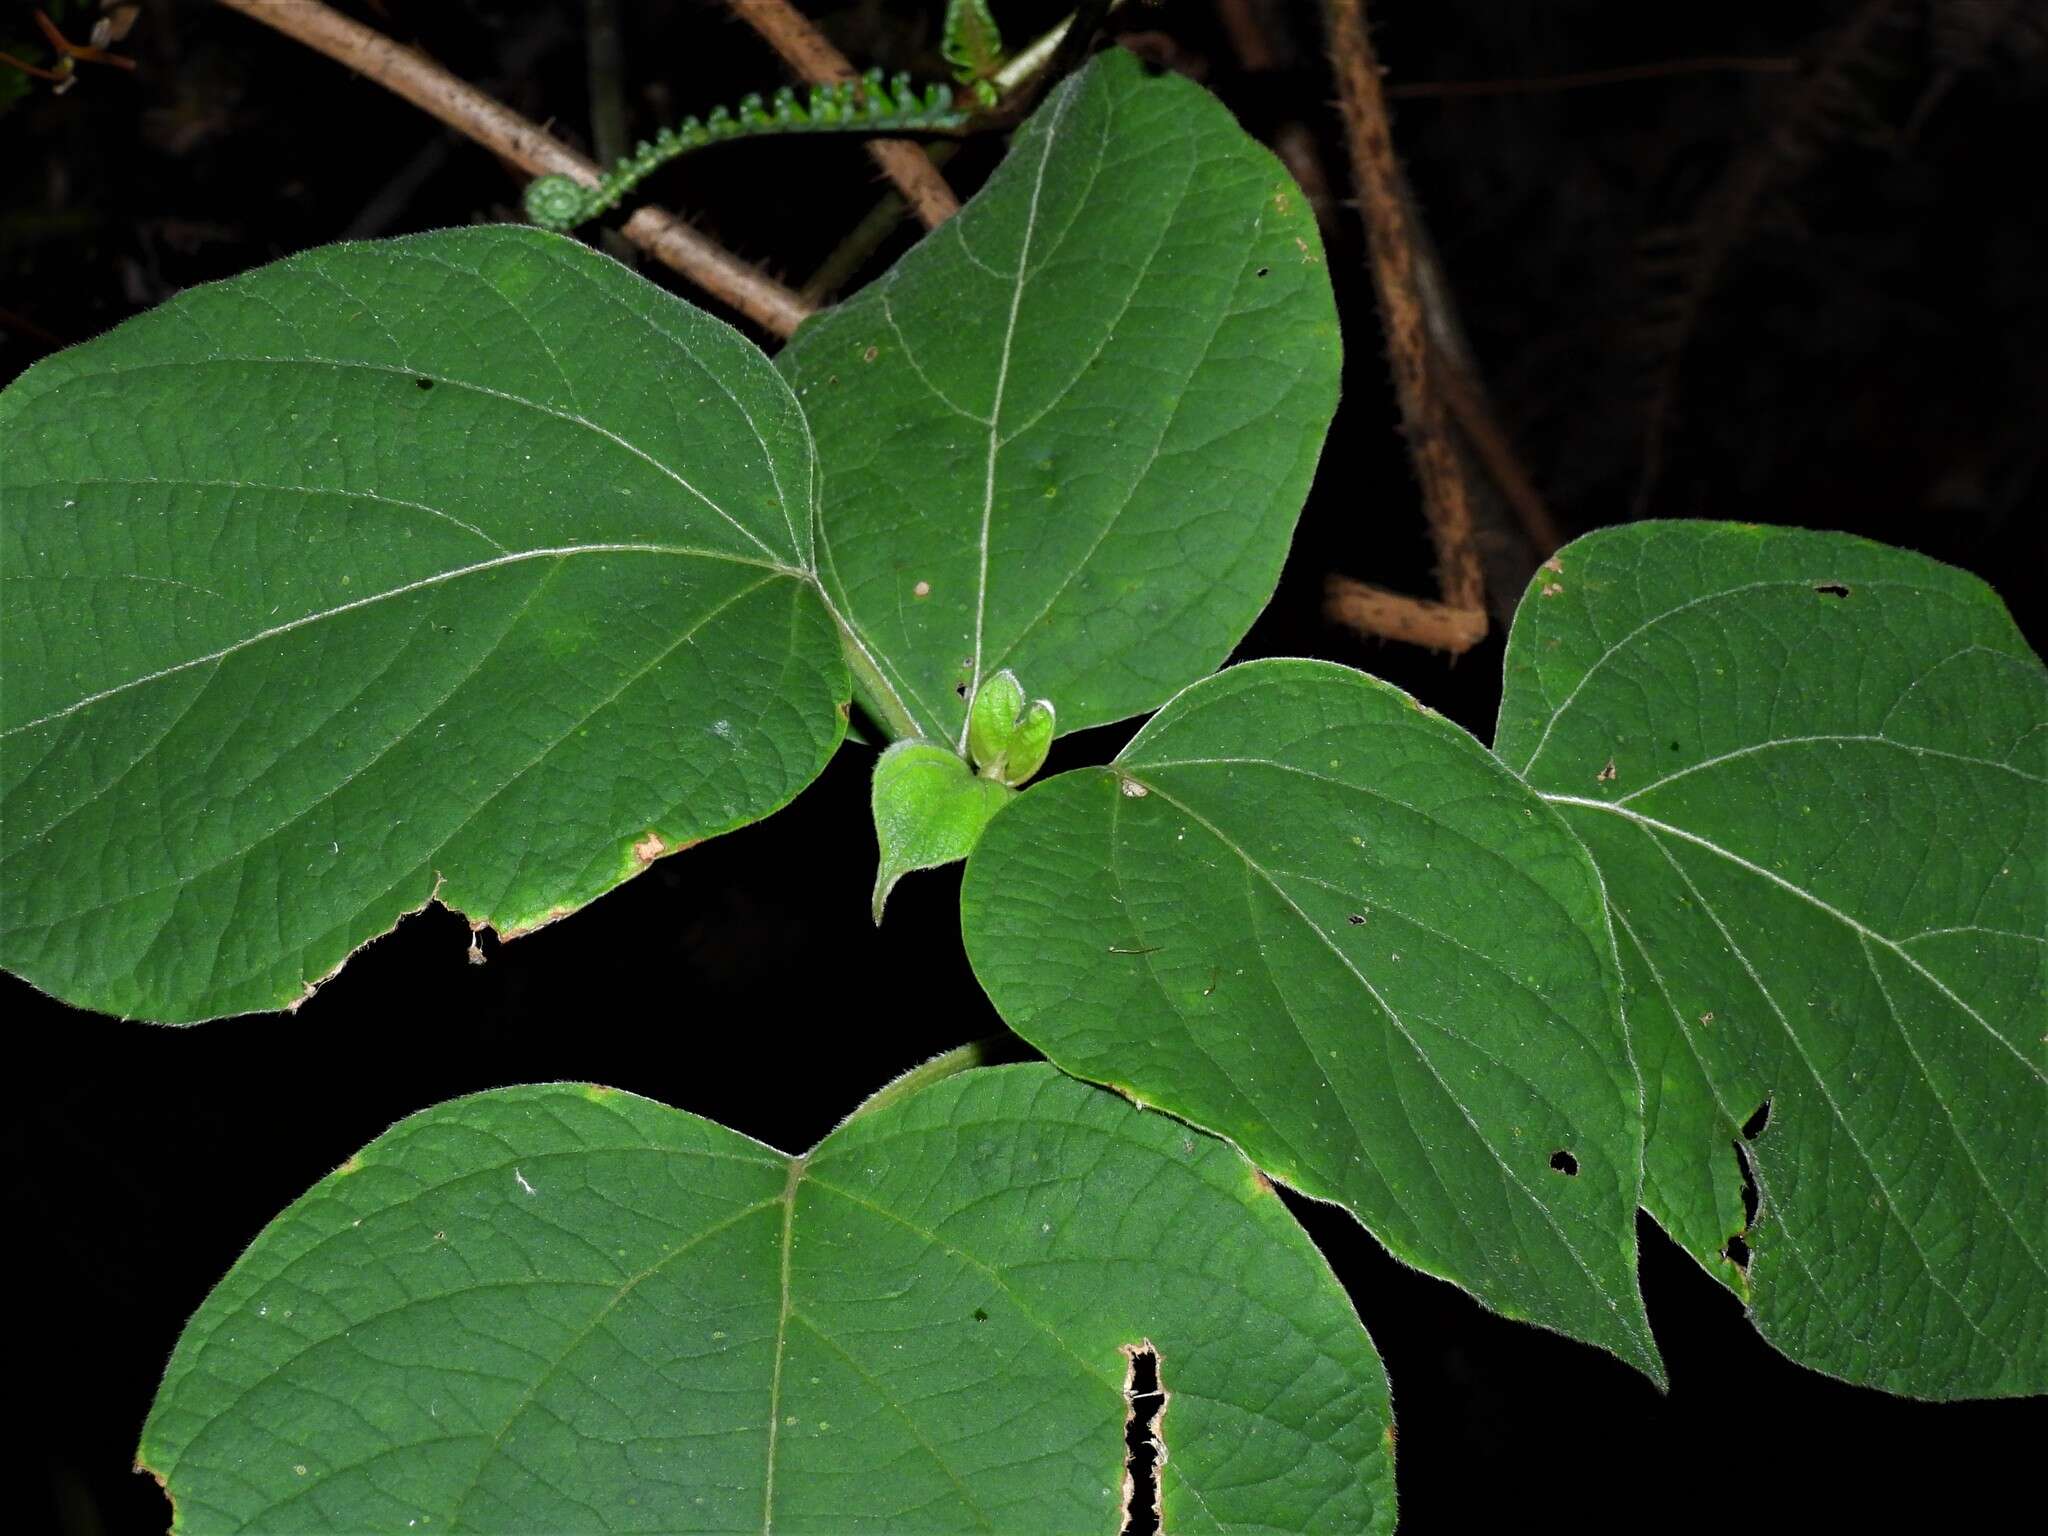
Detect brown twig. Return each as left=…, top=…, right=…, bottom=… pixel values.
left=214, top=0, right=812, bottom=337
left=1388, top=55, right=1796, bottom=100
left=1322, top=0, right=1487, bottom=652
left=1427, top=339, right=1562, bottom=557
left=1324, top=578, right=1489, bottom=653
left=728, top=0, right=959, bottom=229
left=34, top=7, right=137, bottom=70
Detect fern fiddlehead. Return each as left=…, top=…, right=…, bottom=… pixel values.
left=525, top=72, right=968, bottom=232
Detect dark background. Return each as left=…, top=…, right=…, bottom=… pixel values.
left=6, top=1, right=2043, bottom=1531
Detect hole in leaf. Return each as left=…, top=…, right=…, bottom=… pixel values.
left=415, top=377, right=434, bottom=390
left=1255, top=265, right=1271, bottom=278
left=1813, top=582, right=1850, bottom=598
left=1120, top=1343, right=1167, bottom=1536
left=1549, top=1149, right=1579, bottom=1176
left=1723, top=1232, right=1752, bottom=1270
left=955, top=682, right=970, bottom=699
left=1733, top=1137, right=1760, bottom=1229
left=1347, top=912, right=1367, bottom=926
left=1740, top=1099, right=1771, bottom=1141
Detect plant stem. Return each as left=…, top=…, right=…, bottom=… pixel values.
left=728, top=0, right=960, bottom=229
left=1322, top=0, right=1488, bottom=651
left=815, top=586, right=924, bottom=743
left=213, top=0, right=812, bottom=337
left=1323, top=575, right=1489, bottom=652
left=833, top=1039, right=1008, bottom=1130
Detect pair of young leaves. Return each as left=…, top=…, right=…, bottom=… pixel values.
left=3, top=47, right=2042, bottom=1535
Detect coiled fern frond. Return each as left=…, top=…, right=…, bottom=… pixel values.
left=526, top=72, right=968, bottom=232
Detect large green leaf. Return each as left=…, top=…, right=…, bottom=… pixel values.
left=140, top=1063, right=1395, bottom=1534
left=962, top=659, right=1661, bottom=1379
left=0, top=227, right=845, bottom=1022
left=778, top=49, right=1339, bottom=746
left=1495, top=522, right=2046, bottom=1398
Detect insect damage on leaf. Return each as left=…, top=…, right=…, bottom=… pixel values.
left=1120, top=1342, right=1169, bottom=1536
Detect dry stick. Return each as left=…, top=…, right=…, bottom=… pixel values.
left=1428, top=339, right=1563, bottom=557
left=1323, top=0, right=1487, bottom=652
left=214, top=0, right=811, bottom=337
left=728, top=0, right=959, bottom=229
left=1324, top=577, right=1489, bottom=654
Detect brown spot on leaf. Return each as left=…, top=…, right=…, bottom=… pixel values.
left=633, top=832, right=666, bottom=864
left=1541, top=581, right=1565, bottom=597
left=913, top=579, right=931, bottom=598
left=1596, top=758, right=1618, bottom=783
left=861, top=344, right=879, bottom=363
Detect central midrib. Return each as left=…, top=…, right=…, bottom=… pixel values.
left=761, top=1155, right=805, bottom=1534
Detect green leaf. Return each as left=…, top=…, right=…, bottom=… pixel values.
left=870, top=739, right=1013, bottom=921
left=0, top=227, right=846, bottom=1022
left=963, top=658, right=1662, bottom=1380
left=942, top=0, right=1005, bottom=94
left=1003, top=697, right=1056, bottom=785
left=965, top=667, right=1027, bottom=771
left=778, top=49, right=1340, bottom=748
left=1496, top=522, right=2046, bottom=1399
left=140, top=1065, right=1396, bottom=1534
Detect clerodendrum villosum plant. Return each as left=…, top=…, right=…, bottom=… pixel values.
left=2, top=47, right=2042, bottom=1535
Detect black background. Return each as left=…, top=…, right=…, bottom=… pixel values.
left=6, top=2, right=2043, bottom=1531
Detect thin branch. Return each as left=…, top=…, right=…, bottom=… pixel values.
left=728, top=0, right=959, bottom=229
left=1324, top=577, right=1488, bottom=653
left=1389, top=55, right=1797, bottom=100
left=1322, top=0, right=1487, bottom=650
left=214, top=0, right=812, bottom=337
left=1428, top=339, right=1562, bottom=557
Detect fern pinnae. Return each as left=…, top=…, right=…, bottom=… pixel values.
left=526, top=73, right=969, bottom=232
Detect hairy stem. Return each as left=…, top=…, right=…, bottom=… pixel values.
left=1323, top=0, right=1488, bottom=650
left=814, top=585, right=924, bottom=743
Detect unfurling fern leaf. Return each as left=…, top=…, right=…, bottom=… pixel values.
left=525, top=72, right=968, bottom=232
left=943, top=0, right=1006, bottom=107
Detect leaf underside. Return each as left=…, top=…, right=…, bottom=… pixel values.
left=1496, top=521, right=2046, bottom=1399
left=140, top=1065, right=1396, bottom=1534
left=0, top=227, right=845, bottom=1022
left=964, top=658, right=1662, bottom=1381
left=778, top=48, right=1340, bottom=747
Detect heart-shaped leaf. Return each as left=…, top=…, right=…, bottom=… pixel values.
left=0, top=227, right=845, bottom=1022
left=962, top=659, right=1661, bottom=1379
left=139, top=1063, right=1396, bottom=1534
left=1496, top=522, right=2046, bottom=1398
left=870, top=739, right=1013, bottom=921
left=777, top=48, right=1340, bottom=747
